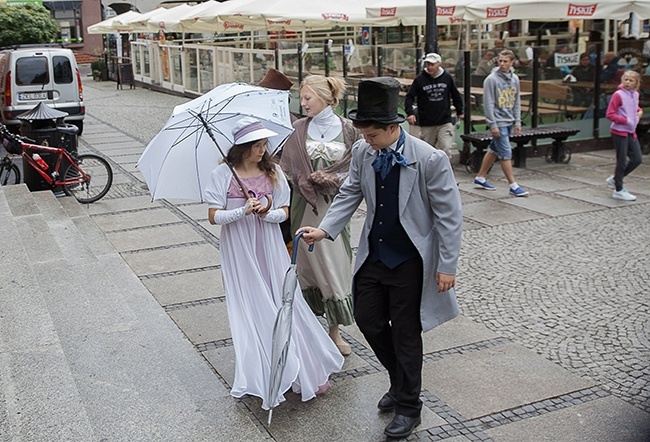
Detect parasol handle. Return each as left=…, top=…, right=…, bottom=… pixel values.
left=292, top=232, right=314, bottom=264
left=194, top=113, right=272, bottom=213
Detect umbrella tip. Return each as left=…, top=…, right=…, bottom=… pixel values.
left=267, top=409, right=273, bottom=426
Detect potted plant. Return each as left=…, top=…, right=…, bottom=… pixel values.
left=90, top=60, right=108, bottom=81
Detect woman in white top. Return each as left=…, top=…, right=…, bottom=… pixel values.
left=204, top=117, right=343, bottom=411
left=280, top=75, right=361, bottom=356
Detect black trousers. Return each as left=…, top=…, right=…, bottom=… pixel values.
left=353, top=257, right=424, bottom=417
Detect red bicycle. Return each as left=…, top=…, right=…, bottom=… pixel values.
left=0, top=124, right=112, bottom=203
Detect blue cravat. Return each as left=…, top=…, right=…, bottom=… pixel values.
left=372, top=129, right=408, bottom=180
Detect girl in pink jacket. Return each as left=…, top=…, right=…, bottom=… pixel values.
left=606, top=70, right=643, bottom=201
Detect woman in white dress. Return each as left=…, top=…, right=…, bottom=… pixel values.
left=204, top=117, right=344, bottom=410
left=280, top=75, right=361, bottom=356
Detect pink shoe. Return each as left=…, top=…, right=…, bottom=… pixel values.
left=315, top=381, right=331, bottom=395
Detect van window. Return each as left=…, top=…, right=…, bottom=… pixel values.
left=16, top=57, right=49, bottom=86
left=53, top=55, right=73, bottom=84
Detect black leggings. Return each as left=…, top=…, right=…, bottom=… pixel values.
left=612, top=133, right=642, bottom=192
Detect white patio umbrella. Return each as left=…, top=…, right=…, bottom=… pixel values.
left=87, top=10, right=144, bottom=34
left=145, top=0, right=222, bottom=33
left=179, top=0, right=274, bottom=33
left=365, top=0, right=470, bottom=26
left=182, top=0, right=395, bottom=33
left=463, top=0, right=641, bottom=23
left=225, top=0, right=397, bottom=29
left=143, top=3, right=195, bottom=33
left=117, top=5, right=192, bottom=33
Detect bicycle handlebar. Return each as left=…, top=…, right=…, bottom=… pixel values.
left=0, top=123, right=35, bottom=144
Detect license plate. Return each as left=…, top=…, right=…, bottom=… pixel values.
left=18, top=92, right=48, bottom=100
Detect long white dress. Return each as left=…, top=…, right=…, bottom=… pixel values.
left=204, top=163, right=344, bottom=410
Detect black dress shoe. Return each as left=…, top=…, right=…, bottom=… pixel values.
left=377, top=393, right=396, bottom=411
left=384, top=414, right=421, bottom=439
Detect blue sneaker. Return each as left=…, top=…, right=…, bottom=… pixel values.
left=509, top=186, right=529, bottom=197
left=474, top=178, right=496, bottom=191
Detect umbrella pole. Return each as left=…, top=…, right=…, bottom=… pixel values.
left=193, top=112, right=272, bottom=213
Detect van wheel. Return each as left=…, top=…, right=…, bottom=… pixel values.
left=73, top=121, right=83, bottom=136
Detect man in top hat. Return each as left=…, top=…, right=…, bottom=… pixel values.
left=298, top=77, right=463, bottom=439
left=405, top=52, right=463, bottom=161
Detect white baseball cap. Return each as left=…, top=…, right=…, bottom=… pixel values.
left=232, top=117, right=277, bottom=145
left=423, top=53, right=442, bottom=64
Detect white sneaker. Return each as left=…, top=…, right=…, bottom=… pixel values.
left=612, top=189, right=637, bottom=201
left=606, top=176, right=615, bottom=189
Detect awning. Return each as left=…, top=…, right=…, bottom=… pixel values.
left=43, top=0, right=82, bottom=10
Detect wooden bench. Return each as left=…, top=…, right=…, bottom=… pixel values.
left=460, top=126, right=580, bottom=168
left=520, top=80, right=590, bottom=122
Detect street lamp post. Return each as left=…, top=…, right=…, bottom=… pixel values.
left=426, top=0, right=439, bottom=54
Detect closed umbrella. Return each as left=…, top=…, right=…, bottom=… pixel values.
left=267, top=232, right=313, bottom=425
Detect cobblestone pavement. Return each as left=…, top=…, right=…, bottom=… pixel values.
left=80, top=80, right=649, bottom=437
left=458, top=205, right=650, bottom=412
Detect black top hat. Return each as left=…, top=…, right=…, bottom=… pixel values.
left=348, top=77, right=405, bottom=124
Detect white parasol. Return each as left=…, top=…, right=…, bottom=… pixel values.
left=137, top=83, right=294, bottom=202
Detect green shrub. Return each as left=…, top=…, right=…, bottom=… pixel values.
left=90, top=60, right=107, bottom=71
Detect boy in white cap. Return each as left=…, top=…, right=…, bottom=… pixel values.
left=405, top=52, right=463, bottom=162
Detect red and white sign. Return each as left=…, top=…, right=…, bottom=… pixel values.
left=223, top=21, right=244, bottom=30
left=380, top=7, right=397, bottom=16
left=486, top=6, right=510, bottom=18
left=567, top=3, right=598, bottom=16
left=437, top=6, right=456, bottom=16
left=321, top=12, right=349, bottom=21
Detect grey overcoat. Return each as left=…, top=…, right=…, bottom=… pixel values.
left=319, top=131, right=463, bottom=332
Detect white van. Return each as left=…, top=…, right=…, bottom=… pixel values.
left=0, top=46, right=85, bottom=134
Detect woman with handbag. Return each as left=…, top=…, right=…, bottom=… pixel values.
left=280, top=75, right=361, bottom=356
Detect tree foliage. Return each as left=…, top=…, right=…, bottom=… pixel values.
left=0, top=4, right=59, bottom=47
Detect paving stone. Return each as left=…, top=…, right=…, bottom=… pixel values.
left=142, top=269, right=223, bottom=306
left=120, top=242, right=219, bottom=276
left=485, top=396, right=650, bottom=442
left=462, top=200, right=546, bottom=226
left=501, top=192, right=600, bottom=217
left=106, top=223, right=204, bottom=252
left=91, top=206, right=180, bottom=231
left=421, top=343, right=595, bottom=420
left=168, top=301, right=230, bottom=345
left=85, top=195, right=159, bottom=215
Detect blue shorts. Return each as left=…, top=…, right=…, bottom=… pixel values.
left=487, top=126, right=513, bottom=160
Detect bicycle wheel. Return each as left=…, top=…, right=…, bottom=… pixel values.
left=62, top=153, right=113, bottom=203
left=0, top=163, right=20, bottom=185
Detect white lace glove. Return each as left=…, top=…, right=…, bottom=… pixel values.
left=259, top=208, right=287, bottom=223
left=212, top=204, right=249, bottom=225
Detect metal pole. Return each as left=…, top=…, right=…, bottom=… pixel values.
left=377, top=46, right=383, bottom=77
left=462, top=50, right=471, bottom=164
left=324, top=40, right=330, bottom=77
left=298, top=46, right=304, bottom=117
left=593, top=44, right=602, bottom=139
left=425, top=0, right=439, bottom=53
left=532, top=46, right=540, bottom=128
left=342, top=44, right=348, bottom=116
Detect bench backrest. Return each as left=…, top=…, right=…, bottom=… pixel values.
left=520, top=80, right=570, bottom=102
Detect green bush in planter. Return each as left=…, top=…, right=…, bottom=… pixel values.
left=90, top=60, right=107, bottom=72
